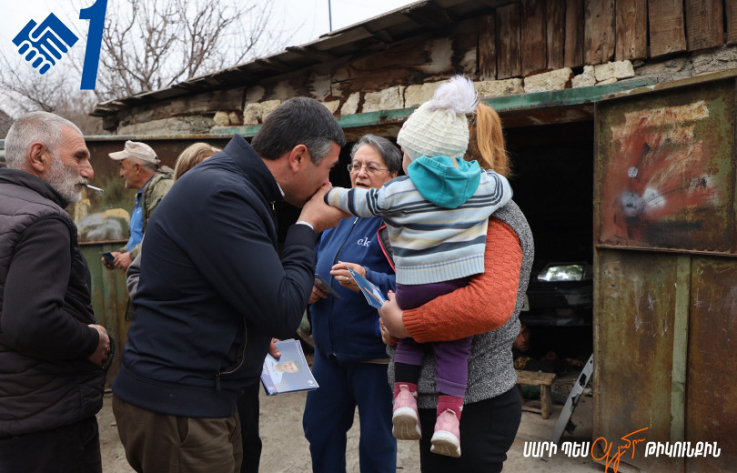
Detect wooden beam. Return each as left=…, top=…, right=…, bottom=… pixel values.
left=478, top=13, right=497, bottom=80
left=226, top=68, right=260, bottom=84
left=727, top=0, right=737, bottom=44
left=521, top=0, right=547, bottom=75
left=478, top=0, right=519, bottom=7
left=285, top=46, right=337, bottom=62
left=564, top=0, right=584, bottom=68
left=615, top=0, right=647, bottom=60
left=370, top=29, right=394, bottom=44
left=649, top=0, right=687, bottom=57
left=171, top=83, right=203, bottom=92
left=255, top=58, right=292, bottom=73
left=547, top=0, right=566, bottom=70
left=403, top=3, right=454, bottom=28
left=496, top=3, right=522, bottom=79
left=585, top=0, right=615, bottom=65
left=685, top=0, right=724, bottom=51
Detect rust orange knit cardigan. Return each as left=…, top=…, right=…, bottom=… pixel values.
left=401, top=218, right=523, bottom=343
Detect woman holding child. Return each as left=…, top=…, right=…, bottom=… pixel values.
left=378, top=79, right=535, bottom=473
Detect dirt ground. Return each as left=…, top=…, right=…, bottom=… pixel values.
left=98, top=377, right=599, bottom=473
left=98, top=389, right=422, bottom=473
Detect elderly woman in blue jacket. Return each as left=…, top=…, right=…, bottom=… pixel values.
left=303, top=134, right=402, bottom=473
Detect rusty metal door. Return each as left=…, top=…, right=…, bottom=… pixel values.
left=594, top=75, right=737, bottom=472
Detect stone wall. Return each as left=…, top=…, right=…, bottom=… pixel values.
left=113, top=43, right=737, bottom=136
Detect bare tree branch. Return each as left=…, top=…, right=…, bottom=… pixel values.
left=95, top=0, right=293, bottom=97
left=0, top=0, right=296, bottom=131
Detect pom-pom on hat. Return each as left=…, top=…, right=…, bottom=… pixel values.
left=397, top=75, right=479, bottom=161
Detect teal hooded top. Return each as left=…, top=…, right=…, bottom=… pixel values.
left=408, top=155, right=482, bottom=209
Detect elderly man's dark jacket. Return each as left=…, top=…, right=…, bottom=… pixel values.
left=0, top=168, right=106, bottom=437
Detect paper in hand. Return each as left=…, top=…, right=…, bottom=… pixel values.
left=314, top=274, right=341, bottom=298
left=348, top=268, right=386, bottom=309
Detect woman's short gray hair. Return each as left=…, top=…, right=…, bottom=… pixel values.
left=350, top=134, right=402, bottom=174
left=5, top=111, right=82, bottom=170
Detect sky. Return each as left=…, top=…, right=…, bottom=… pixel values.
left=0, top=0, right=417, bottom=116
left=0, top=0, right=417, bottom=57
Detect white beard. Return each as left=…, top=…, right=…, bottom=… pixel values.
left=46, top=156, right=82, bottom=203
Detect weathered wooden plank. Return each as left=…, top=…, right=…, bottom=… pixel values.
left=727, top=0, right=737, bottom=44
left=332, top=24, right=478, bottom=94
left=547, top=0, right=566, bottom=69
left=516, top=370, right=556, bottom=385
left=584, top=0, right=615, bottom=65
left=478, top=13, right=497, bottom=80
left=685, top=0, right=724, bottom=51
left=496, top=3, right=522, bottom=78
left=521, top=0, right=547, bottom=75
left=649, top=0, right=687, bottom=57
left=615, top=0, right=647, bottom=60
left=564, top=0, right=584, bottom=67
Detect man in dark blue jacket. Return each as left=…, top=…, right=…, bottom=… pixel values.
left=112, top=98, right=346, bottom=473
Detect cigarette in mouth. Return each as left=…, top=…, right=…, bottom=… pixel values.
left=81, top=183, right=104, bottom=193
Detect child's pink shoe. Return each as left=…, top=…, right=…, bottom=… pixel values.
left=392, top=384, right=422, bottom=440
left=430, top=409, right=461, bottom=457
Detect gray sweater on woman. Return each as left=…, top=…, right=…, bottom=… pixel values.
left=387, top=200, right=534, bottom=409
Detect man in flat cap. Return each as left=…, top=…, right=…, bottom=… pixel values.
left=103, top=140, right=173, bottom=270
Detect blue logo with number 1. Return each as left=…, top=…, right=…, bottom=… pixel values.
left=79, top=0, right=108, bottom=90
left=11, top=0, right=108, bottom=90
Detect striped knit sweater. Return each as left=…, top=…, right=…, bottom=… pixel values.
left=324, top=171, right=512, bottom=285
left=387, top=201, right=535, bottom=409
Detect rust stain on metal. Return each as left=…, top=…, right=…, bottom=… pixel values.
left=594, top=250, right=683, bottom=471
left=596, top=81, right=735, bottom=253
left=686, top=257, right=737, bottom=472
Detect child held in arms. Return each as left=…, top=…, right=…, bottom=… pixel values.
left=324, top=75, right=512, bottom=457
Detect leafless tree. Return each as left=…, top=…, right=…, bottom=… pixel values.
left=97, top=0, right=288, bottom=99
left=0, top=52, right=106, bottom=134
left=0, top=0, right=295, bottom=134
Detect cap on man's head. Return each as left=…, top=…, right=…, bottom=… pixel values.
left=109, top=140, right=159, bottom=165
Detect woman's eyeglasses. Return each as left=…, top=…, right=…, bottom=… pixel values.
left=347, top=163, right=389, bottom=174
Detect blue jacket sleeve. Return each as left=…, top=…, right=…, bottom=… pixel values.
left=364, top=267, right=396, bottom=296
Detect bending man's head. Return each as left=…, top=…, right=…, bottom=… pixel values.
left=251, top=98, right=346, bottom=207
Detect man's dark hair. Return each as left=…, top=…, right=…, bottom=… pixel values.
left=251, top=97, right=346, bottom=165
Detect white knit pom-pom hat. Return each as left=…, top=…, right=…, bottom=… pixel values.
left=397, top=75, right=479, bottom=161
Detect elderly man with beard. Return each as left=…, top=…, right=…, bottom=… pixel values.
left=0, top=111, right=112, bottom=473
